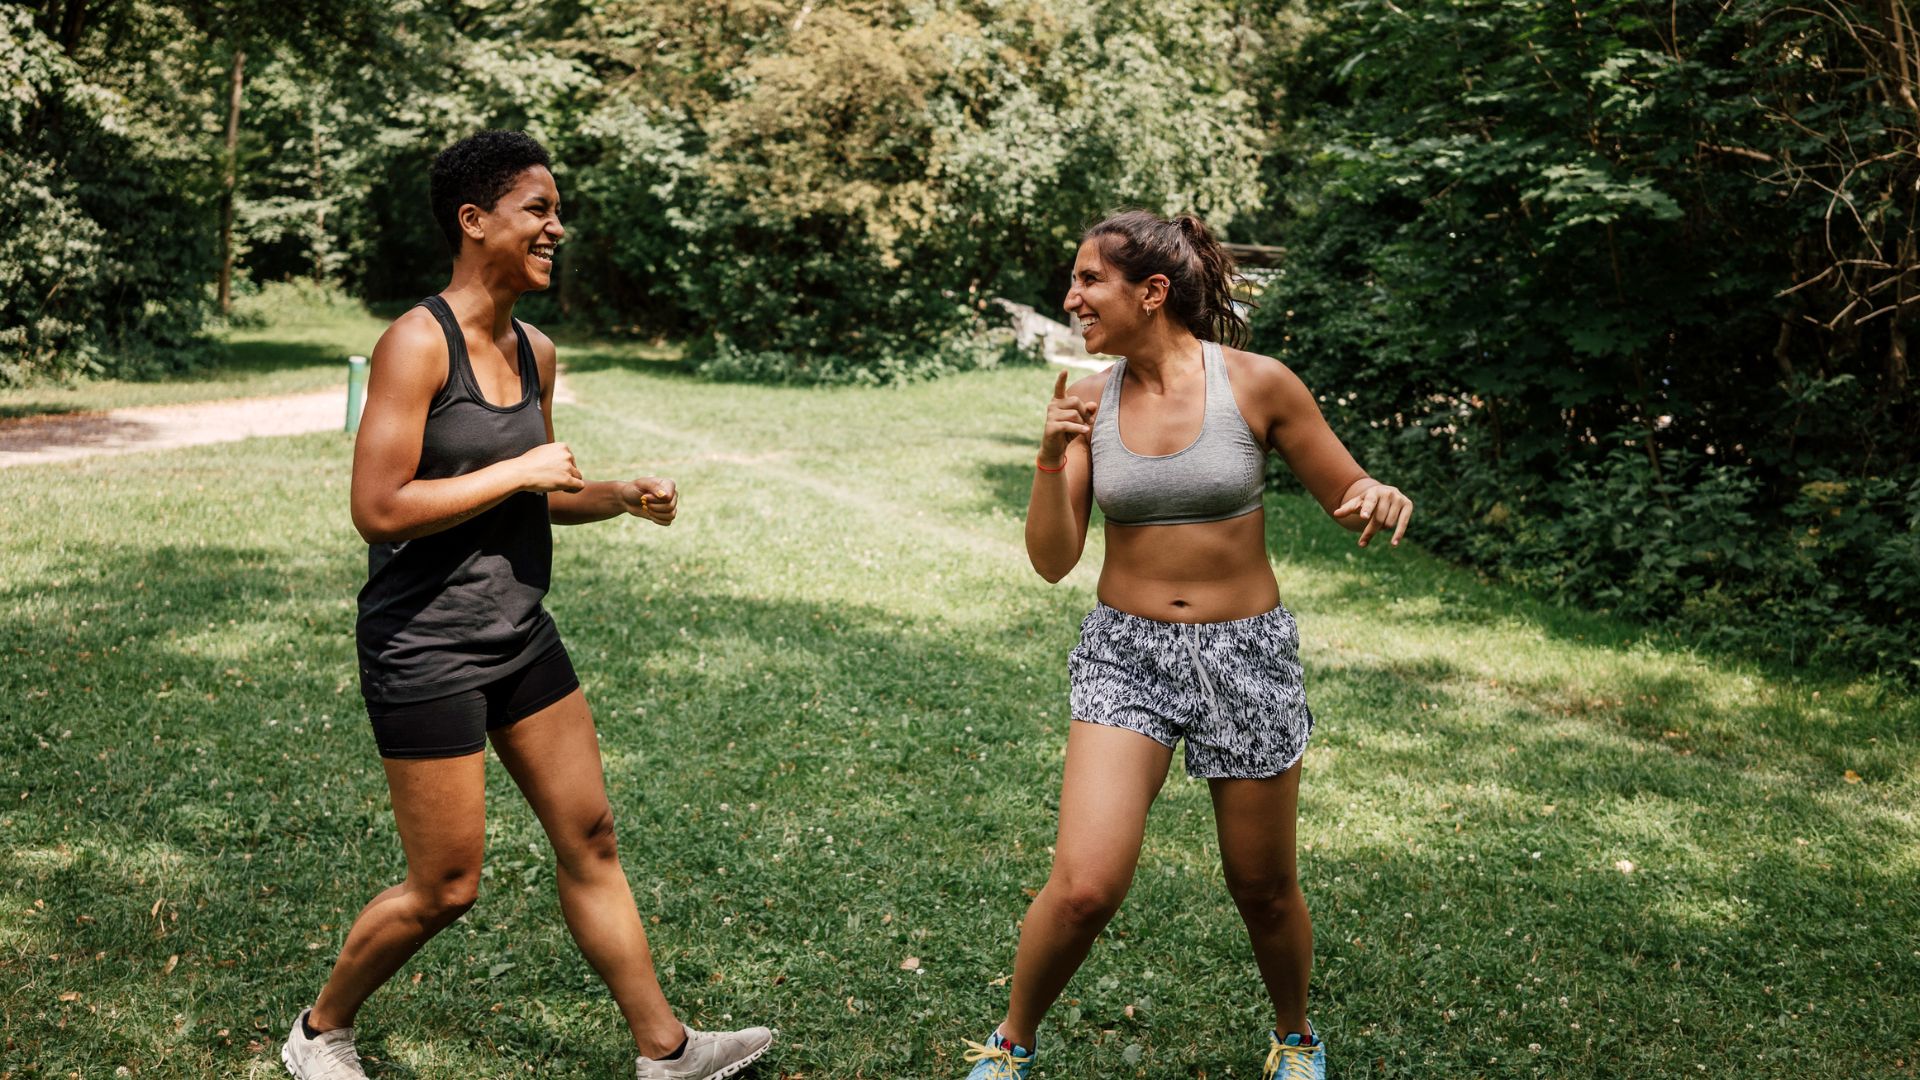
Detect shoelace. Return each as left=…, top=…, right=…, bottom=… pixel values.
left=962, top=1039, right=1031, bottom=1079
left=1263, top=1038, right=1317, bottom=1080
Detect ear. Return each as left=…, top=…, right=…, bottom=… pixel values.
left=1140, top=273, right=1171, bottom=312
left=458, top=203, right=487, bottom=247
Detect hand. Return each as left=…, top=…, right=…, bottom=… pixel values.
left=1332, top=482, right=1413, bottom=547
left=517, top=442, right=585, bottom=493
left=1039, top=369, right=1098, bottom=467
left=622, top=476, right=677, bottom=526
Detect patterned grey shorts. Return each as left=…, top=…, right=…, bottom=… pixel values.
left=1068, top=603, right=1314, bottom=779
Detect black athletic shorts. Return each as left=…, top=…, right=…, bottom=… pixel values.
left=365, top=642, right=580, bottom=759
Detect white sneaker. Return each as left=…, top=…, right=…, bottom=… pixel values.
left=635, top=1023, right=773, bottom=1080
left=282, top=1008, right=368, bottom=1079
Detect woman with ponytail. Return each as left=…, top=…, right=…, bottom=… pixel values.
left=958, top=210, right=1411, bottom=1080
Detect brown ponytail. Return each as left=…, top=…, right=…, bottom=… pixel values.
left=1083, top=209, right=1250, bottom=348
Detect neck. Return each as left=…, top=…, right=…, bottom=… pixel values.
left=1120, top=323, right=1205, bottom=390
left=442, top=260, right=521, bottom=339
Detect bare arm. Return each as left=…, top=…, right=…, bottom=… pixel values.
left=524, top=324, right=681, bottom=528
left=1255, top=355, right=1413, bottom=546
left=349, top=310, right=582, bottom=544
left=1025, top=369, right=1104, bottom=582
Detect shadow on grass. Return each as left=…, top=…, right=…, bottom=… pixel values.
left=212, top=339, right=354, bottom=380
left=6, top=523, right=1915, bottom=1077
left=557, top=339, right=689, bottom=377
left=0, top=539, right=1057, bottom=1076
left=0, top=402, right=87, bottom=421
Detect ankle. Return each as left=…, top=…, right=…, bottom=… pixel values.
left=636, top=1020, right=687, bottom=1060
left=995, top=1023, right=1037, bottom=1053
left=306, top=1004, right=350, bottom=1034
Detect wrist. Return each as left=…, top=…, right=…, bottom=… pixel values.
left=1036, top=453, right=1066, bottom=473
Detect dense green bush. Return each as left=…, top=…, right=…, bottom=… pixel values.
left=1257, top=0, right=1920, bottom=676
left=0, top=10, right=214, bottom=381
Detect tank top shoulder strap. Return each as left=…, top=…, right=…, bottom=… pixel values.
left=1092, top=358, right=1127, bottom=443
left=509, top=317, right=543, bottom=400
left=1205, top=340, right=1236, bottom=420
left=416, top=295, right=474, bottom=406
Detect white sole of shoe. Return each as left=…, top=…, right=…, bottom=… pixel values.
left=698, top=1039, right=769, bottom=1080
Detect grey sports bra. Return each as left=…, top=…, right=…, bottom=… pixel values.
left=1089, top=340, right=1266, bottom=527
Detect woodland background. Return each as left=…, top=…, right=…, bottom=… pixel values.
left=5, top=0, right=1918, bottom=675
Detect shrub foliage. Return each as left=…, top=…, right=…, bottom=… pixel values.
left=1254, top=0, right=1919, bottom=674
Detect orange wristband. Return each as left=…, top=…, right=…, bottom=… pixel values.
left=1035, top=456, right=1066, bottom=473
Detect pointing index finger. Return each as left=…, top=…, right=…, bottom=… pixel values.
left=1052, top=370, right=1068, bottom=399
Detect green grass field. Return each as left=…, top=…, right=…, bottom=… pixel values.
left=2, top=327, right=1916, bottom=1077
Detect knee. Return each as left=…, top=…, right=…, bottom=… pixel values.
left=417, top=866, right=480, bottom=923
left=1049, top=878, right=1126, bottom=930
left=560, top=806, right=620, bottom=869
left=1224, top=871, right=1302, bottom=924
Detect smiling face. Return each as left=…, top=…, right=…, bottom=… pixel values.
left=462, top=165, right=564, bottom=291
left=1063, top=237, right=1154, bottom=356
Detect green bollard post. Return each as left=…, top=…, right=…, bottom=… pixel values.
left=345, top=354, right=369, bottom=433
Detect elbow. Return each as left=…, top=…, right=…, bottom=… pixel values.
left=352, top=503, right=400, bottom=545
left=1027, top=553, right=1074, bottom=584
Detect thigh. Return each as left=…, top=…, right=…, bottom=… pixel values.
left=487, top=688, right=612, bottom=839
left=382, top=751, right=488, bottom=876
left=1052, top=720, right=1176, bottom=888
left=368, top=689, right=491, bottom=761
left=1208, top=762, right=1302, bottom=886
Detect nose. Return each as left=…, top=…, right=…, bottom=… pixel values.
left=548, top=217, right=566, bottom=240
left=1062, top=281, right=1081, bottom=314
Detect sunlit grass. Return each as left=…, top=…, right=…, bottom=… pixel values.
left=0, top=340, right=1914, bottom=1077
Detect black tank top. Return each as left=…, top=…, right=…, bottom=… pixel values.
left=356, top=295, right=562, bottom=704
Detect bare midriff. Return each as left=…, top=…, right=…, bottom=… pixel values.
left=1096, top=508, right=1279, bottom=623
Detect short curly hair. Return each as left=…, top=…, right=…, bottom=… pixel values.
left=429, top=130, right=553, bottom=257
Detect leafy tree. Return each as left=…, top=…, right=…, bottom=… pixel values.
left=1256, top=0, right=1918, bottom=673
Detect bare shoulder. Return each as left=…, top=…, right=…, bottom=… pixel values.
left=371, top=307, right=448, bottom=384
left=517, top=320, right=559, bottom=377
left=1065, top=366, right=1111, bottom=401
left=1220, top=344, right=1320, bottom=438
left=1220, top=344, right=1307, bottom=395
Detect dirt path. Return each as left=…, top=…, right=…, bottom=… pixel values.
left=0, top=374, right=575, bottom=469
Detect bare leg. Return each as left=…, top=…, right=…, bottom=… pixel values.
left=489, top=689, right=685, bottom=1059
left=1210, top=763, right=1311, bottom=1038
left=998, top=721, right=1173, bottom=1049
left=308, top=752, right=487, bottom=1031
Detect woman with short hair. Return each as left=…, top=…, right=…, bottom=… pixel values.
left=281, top=130, right=771, bottom=1080
left=959, top=209, right=1412, bottom=1080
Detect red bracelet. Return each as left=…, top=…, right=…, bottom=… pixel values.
left=1035, top=456, right=1066, bottom=473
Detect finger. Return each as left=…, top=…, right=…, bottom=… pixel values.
left=1391, top=505, right=1412, bottom=546
left=1083, top=401, right=1099, bottom=420
left=1052, top=370, right=1068, bottom=399
left=1360, top=491, right=1378, bottom=522
left=1332, top=497, right=1360, bottom=518
left=1358, top=515, right=1381, bottom=547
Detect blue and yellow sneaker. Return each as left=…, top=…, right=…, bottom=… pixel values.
left=1262, top=1025, right=1325, bottom=1080
left=962, top=1031, right=1034, bottom=1079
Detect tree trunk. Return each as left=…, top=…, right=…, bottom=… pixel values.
left=1889, top=231, right=1914, bottom=396
left=59, top=0, right=89, bottom=54
left=217, top=47, right=245, bottom=316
